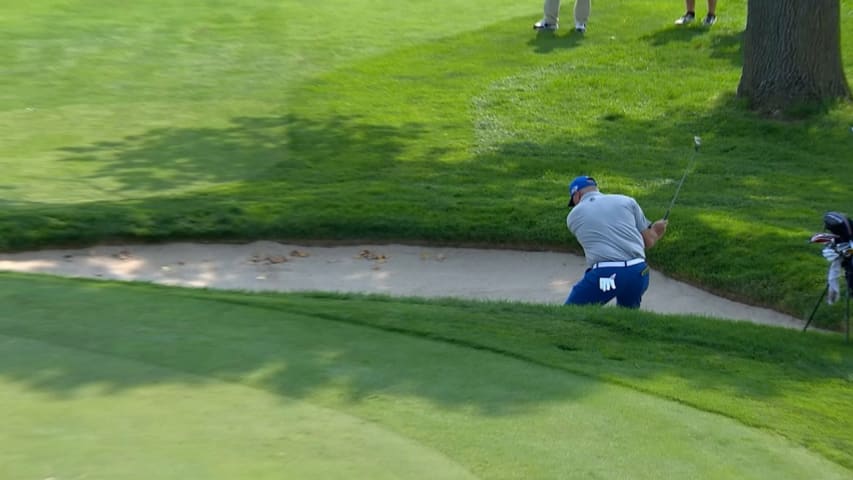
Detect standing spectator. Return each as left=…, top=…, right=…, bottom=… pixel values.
left=674, top=0, right=717, bottom=26
left=533, top=0, right=591, bottom=33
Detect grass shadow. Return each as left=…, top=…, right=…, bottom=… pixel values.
left=641, top=25, right=709, bottom=46
left=528, top=29, right=584, bottom=54
left=708, top=30, right=744, bottom=66
left=0, top=275, right=603, bottom=416
left=642, top=27, right=743, bottom=67
left=0, top=272, right=846, bottom=409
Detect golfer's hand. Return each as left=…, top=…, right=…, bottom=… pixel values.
left=642, top=220, right=668, bottom=249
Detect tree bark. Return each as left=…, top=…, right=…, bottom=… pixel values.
left=737, top=0, right=851, bottom=114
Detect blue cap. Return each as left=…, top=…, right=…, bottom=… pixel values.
left=568, top=176, right=597, bottom=207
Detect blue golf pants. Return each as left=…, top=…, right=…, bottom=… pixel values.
left=565, top=262, right=650, bottom=308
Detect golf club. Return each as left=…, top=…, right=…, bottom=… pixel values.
left=663, top=136, right=701, bottom=220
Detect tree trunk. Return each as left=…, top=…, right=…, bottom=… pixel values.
left=737, top=0, right=851, bottom=114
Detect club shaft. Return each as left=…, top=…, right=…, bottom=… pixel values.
left=664, top=145, right=699, bottom=220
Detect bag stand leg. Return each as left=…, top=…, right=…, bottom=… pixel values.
left=846, top=289, right=850, bottom=343
left=804, top=284, right=851, bottom=343
left=803, top=285, right=828, bottom=333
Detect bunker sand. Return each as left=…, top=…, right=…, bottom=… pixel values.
left=0, top=241, right=807, bottom=330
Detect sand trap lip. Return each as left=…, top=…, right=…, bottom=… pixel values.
left=0, top=240, right=808, bottom=330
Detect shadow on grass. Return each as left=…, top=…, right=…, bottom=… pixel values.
left=641, top=28, right=743, bottom=67
left=53, top=115, right=428, bottom=195
left=527, top=29, right=584, bottom=54
left=0, top=273, right=847, bottom=405
left=641, top=25, right=709, bottom=46
left=708, top=31, right=744, bottom=65
left=0, top=275, right=603, bottom=416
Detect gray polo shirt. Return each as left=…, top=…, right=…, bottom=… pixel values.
left=567, top=191, right=650, bottom=268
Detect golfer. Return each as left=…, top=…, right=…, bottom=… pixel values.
left=565, top=175, right=668, bottom=308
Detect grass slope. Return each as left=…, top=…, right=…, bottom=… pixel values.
left=0, top=273, right=850, bottom=477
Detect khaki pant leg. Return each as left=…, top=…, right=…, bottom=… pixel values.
left=542, top=0, right=561, bottom=23
left=574, top=0, right=590, bottom=23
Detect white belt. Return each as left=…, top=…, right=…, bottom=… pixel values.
left=591, top=258, right=645, bottom=269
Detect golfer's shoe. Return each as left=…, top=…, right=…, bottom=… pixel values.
left=574, top=22, right=586, bottom=33
left=674, top=12, right=695, bottom=25
left=702, top=14, right=717, bottom=26
left=533, top=20, right=558, bottom=31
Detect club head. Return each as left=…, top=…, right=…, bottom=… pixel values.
left=810, top=233, right=840, bottom=244
left=693, top=136, right=701, bottom=151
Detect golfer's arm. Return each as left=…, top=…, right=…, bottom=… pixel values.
left=642, top=228, right=659, bottom=249
left=642, top=222, right=665, bottom=249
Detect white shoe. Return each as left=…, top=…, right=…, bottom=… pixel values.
left=533, top=20, right=558, bottom=31
left=674, top=12, right=695, bottom=25
left=574, top=22, right=586, bottom=33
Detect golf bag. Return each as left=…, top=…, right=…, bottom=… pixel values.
left=805, top=212, right=853, bottom=342
left=821, top=212, right=853, bottom=296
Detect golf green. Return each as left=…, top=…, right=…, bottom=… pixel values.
left=0, top=302, right=848, bottom=479
left=0, top=336, right=475, bottom=479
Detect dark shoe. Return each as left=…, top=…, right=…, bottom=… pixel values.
left=702, top=14, right=717, bottom=26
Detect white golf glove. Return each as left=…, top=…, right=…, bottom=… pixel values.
left=599, top=274, right=616, bottom=292
left=822, top=246, right=840, bottom=262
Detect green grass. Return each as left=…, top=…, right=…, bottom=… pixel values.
left=0, top=0, right=852, bottom=326
left=1, top=2, right=853, bottom=476
left=0, top=273, right=851, bottom=478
